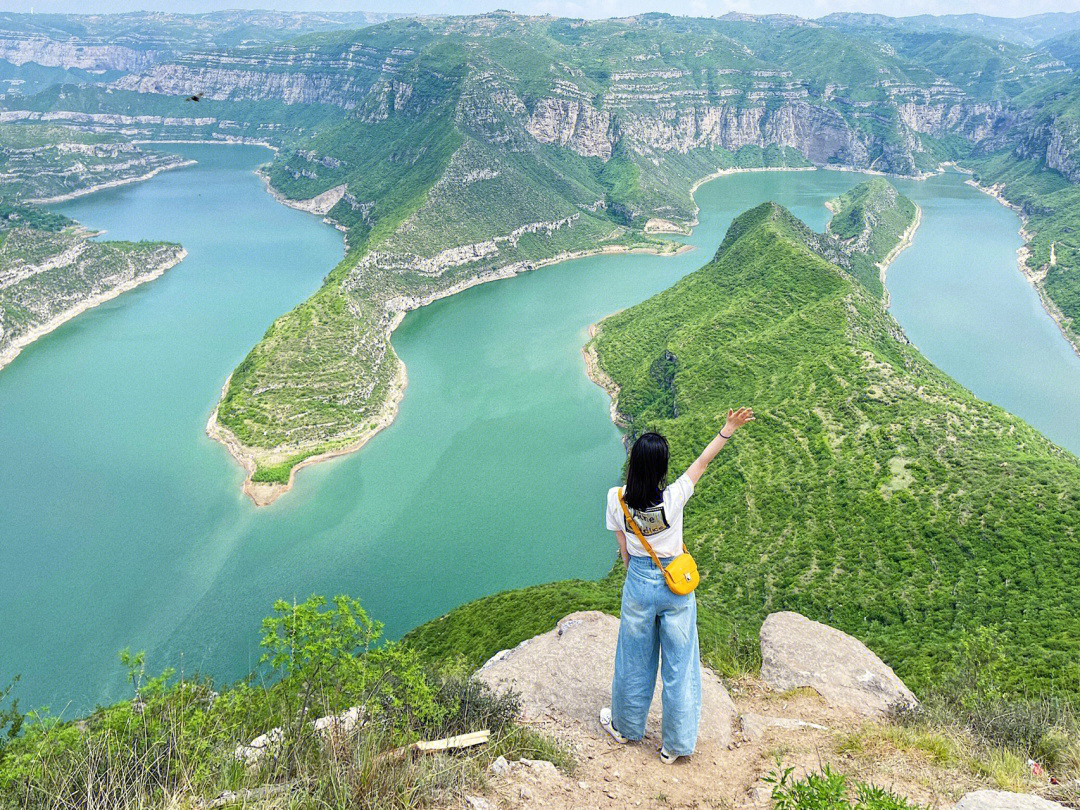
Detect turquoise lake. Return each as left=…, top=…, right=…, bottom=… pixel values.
left=3, top=145, right=1080, bottom=713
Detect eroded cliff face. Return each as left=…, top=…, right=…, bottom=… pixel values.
left=526, top=98, right=614, bottom=159
left=84, top=22, right=1047, bottom=186
left=1015, top=118, right=1080, bottom=183
left=112, top=42, right=419, bottom=110
left=0, top=227, right=186, bottom=370
left=116, top=62, right=374, bottom=109
left=0, top=36, right=156, bottom=72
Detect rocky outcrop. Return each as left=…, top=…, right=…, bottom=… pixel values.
left=526, top=98, right=614, bottom=159
left=0, top=228, right=187, bottom=371
left=361, top=214, right=580, bottom=278
left=1016, top=119, right=1080, bottom=184
left=759, top=611, right=917, bottom=717
left=0, top=36, right=156, bottom=72
left=613, top=100, right=868, bottom=167
left=955, top=791, right=1069, bottom=810
left=476, top=611, right=737, bottom=748
left=276, top=183, right=347, bottom=216
left=115, top=63, right=371, bottom=109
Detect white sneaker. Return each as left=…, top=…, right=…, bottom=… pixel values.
left=599, top=707, right=628, bottom=744
left=658, top=747, right=680, bottom=765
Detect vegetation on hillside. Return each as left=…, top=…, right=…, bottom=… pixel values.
left=0, top=122, right=189, bottom=203
left=410, top=190, right=1080, bottom=705
left=0, top=595, right=564, bottom=809
left=0, top=225, right=185, bottom=368
left=825, top=177, right=918, bottom=297
left=194, top=13, right=1080, bottom=484
left=0, top=124, right=190, bottom=370
left=9, top=12, right=1076, bottom=486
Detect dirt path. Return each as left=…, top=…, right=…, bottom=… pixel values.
left=456, top=681, right=976, bottom=810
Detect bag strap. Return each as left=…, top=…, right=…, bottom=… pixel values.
left=617, top=488, right=689, bottom=572
left=618, top=488, right=665, bottom=572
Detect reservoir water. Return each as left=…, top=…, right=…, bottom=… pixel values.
left=3, top=147, right=1080, bottom=714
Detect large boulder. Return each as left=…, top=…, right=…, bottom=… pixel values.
left=759, top=611, right=917, bottom=717
left=955, top=790, right=1068, bottom=809
left=477, top=611, right=737, bottom=748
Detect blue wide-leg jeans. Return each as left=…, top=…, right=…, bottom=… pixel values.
left=611, top=554, right=702, bottom=756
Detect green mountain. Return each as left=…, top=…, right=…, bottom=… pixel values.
left=3, top=11, right=1080, bottom=496
left=408, top=183, right=1080, bottom=698
left=825, top=176, right=918, bottom=296
left=0, top=10, right=402, bottom=96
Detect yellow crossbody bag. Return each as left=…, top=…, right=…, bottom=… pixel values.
left=617, top=488, right=700, bottom=596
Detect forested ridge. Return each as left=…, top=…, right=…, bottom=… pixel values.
left=408, top=185, right=1080, bottom=699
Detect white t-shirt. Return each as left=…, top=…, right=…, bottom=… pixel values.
left=606, top=473, right=695, bottom=559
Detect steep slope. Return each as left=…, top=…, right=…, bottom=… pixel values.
left=0, top=222, right=185, bottom=370
left=821, top=12, right=1080, bottom=48
left=409, top=191, right=1080, bottom=698
left=0, top=10, right=402, bottom=95
left=0, top=122, right=191, bottom=202
left=175, top=14, right=1019, bottom=496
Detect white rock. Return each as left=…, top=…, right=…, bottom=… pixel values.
left=476, top=611, right=736, bottom=747
left=759, top=612, right=917, bottom=717
left=312, top=705, right=365, bottom=738
left=521, top=758, right=559, bottom=779
left=739, top=712, right=828, bottom=741
left=233, top=726, right=283, bottom=767
left=490, top=755, right=512, bottom=776
left=955, top=790, right=1068, bottom=810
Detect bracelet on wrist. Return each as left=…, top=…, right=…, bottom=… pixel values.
left=719, top=430, right=732, bottom=439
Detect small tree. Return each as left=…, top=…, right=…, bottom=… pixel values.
left=0, top=675, right=23, bottom=747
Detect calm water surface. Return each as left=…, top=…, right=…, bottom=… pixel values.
left=3, top=151, right=1078, bottom=713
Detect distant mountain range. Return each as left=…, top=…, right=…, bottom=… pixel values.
left=1, top=10, right=1078, bottom=500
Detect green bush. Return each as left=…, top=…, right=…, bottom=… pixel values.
left=767, top=764, right=924, bottom=810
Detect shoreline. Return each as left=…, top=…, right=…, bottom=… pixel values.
left=209, top=235, right=693, bottom=506
left=206, top=158, right=966, bottom=504
left=27, top=158, right=197, bottom=204
left=580, top=322, right=628, bottom=433
left=0, top=247, right=188, bottom=372
left=878, top=202, right=922, bottom=310
left=964, top=177, right=1080, bottom=358
left=206, top=357, right=408, bottom=507
left=256, top=169, right=351, bottom=235
left=686, top=164, right=817, bottom=227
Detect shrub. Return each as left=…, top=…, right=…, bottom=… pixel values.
left=766, top=764, right=924, bottom=810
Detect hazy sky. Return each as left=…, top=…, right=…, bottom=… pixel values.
left=3, top=0, right=1077, bottom=19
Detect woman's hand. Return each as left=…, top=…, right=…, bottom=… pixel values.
left=723, top=406, right=754, bottom=436
left=687, top=406, right=755, bottom=484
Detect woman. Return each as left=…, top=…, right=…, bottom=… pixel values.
left=599, top=407, right=754, bottom=764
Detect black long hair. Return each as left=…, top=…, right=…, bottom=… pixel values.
left=624, top=432, right=669, bottom=510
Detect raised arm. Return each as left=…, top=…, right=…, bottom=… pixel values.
left=685, top=407, right=754, bottom=485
